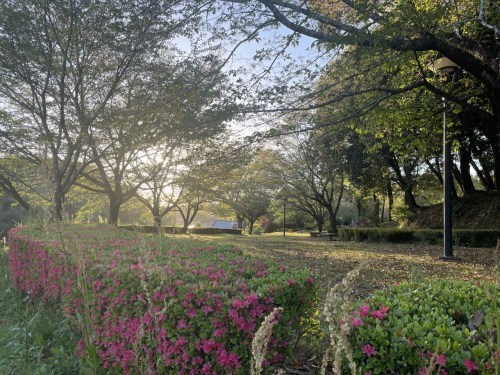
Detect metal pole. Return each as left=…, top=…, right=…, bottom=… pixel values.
left=443, top=97, right=453, bottom=257
left=283, top=200, right=286, bottom=236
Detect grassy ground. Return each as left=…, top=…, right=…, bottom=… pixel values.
left=0, top=248, right=80, bottom=375
left=193, top=232, right=498, bottom=299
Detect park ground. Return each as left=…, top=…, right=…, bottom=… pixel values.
left=196, top=232, right=498, bottom=299
left=0, top=231, right=498, bottom=374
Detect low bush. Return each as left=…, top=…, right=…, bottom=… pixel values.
left=189, top=227, right=243, bottom=235
left=338, top=228, right=500, bottom=247
left=344, top=280, right=499, bottom=374
left=8, top=225, right=317, bottom=374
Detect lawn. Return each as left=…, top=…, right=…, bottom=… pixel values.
left=194, top=232, right=498, bottom=299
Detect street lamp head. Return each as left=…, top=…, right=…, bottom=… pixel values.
left=432, top=57, right=459, bottom=74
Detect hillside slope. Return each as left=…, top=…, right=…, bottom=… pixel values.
left=408, top=191, right=500, bottom=229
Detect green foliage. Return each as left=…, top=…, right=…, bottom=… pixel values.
left=338, top=228, right=500, bottom=247
left=347, top=280, right=499, bottom=374
left=0, top=250, right=81, bottom=374
left=0, top=196, right=27, bottom=238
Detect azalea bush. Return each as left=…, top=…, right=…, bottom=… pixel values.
left=8, top=226, right=318, bottom=374
left=345, top=280, right=499, bottom=374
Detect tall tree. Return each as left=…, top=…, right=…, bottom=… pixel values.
left=276, top=130, right=346, bottom=234
left=0, top=0, right=212, bottom=220
left=211, top=0, right=499, bottom=188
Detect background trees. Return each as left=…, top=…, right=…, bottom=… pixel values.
left=1, top=0, right=498, bottom=231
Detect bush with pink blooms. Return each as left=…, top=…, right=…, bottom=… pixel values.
left=8, top=226, right=318, bottom=374
left=345, top=280, right=498, bottom=374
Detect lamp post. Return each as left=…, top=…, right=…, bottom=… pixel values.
left=432, top=57, right=459, bottom=258
left=283, top=198, right=287, bottom=236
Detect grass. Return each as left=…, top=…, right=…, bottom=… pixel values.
left=0, top=229, right=497, bottom=373
left=193, top=232, right=498, bottom=299
left=0, top=247, right=80, bottom=375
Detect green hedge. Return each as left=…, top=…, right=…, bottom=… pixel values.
left=338, top=228, right=500, bottom=247
left=345, top=280, right=499, bottom=374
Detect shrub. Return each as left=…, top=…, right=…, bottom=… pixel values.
left=344, top=280, right=499, bottom=374
left=338, top=228, right=500, bottom=247
left=8, top=225, right=317, bottom=374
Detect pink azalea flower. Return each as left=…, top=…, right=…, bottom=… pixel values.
left=351, top=317, right=363, bottom=327
left=418, top=367, right=428, bottom=375
left=464, top=358, right=479, bottom=373
left=359, top=305, right=370, bottom=317
left=362, top=344, right=377, bottom=357
left=371, top=307, right=388, bottom=320
left=436, top=354, right=446, bottom=366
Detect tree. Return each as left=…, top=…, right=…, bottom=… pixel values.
left=0, top=0, right=216, bottom=220
left=210, top=147, right=278, bottom=234
left=276, top=129, right=346, bottom=234
left=211, top=0, right=499, bottom=188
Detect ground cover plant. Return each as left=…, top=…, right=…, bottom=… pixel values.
left=0, top=248, right=80, bottom=375
left=329, top=279, right=499, bottom=374
left=8, top=226, right=318, bottom=374
left=4, top=229, right=498, bottom=374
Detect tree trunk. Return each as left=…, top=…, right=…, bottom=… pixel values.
left=404, top=188, right=419, bottom=211
left=387, top=182, right=393, bottom=222
left=373, top=193, right=380, bottom=226
left=109, top=196, right=121, bottom=226
left=380, top=197, right=385, bottom=224
left=248, top=219, right=255, bottom=235
left=458, top=145, right=476, bottom=194
left=328, top=209, right=337, bottom=234
left=152, top=216, right=161, bottom=233
left=316, top=216, right=324, bottom=233
left=53, top=185, right=64, bottom=222
left=356, top=197, right=362, bottom=226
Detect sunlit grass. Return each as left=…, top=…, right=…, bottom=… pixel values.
left=191, top=232, right=498, bottom=298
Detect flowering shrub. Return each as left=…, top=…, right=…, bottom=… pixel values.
left=8, top=226, right=318, bottom=374
left=345, top=280, right=499, bottom=374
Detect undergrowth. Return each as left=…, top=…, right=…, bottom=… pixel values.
left=0, top=248, right=81, bottom=375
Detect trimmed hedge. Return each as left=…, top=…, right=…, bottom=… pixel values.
left=338, top=228, right=500, bottom=247
left=8, top=226, right=317, bottom=374
left=119, top=226, right=243, bottom=235
left=120, top=225, right=188, bottom=234
left=189, top=227, right=243, bottom=235
left=345, top=280, right=499, bottom=374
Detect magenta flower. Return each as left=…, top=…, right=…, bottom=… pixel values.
left=362, top=344, right=377, bottom=357
left=436, top=354, right=446, bottom=366
left=351, top=317, right=363, bottom=327
left=359, top=305, right=370, bottom=317
left=371, top=307, right=388, bottom=320
left=464, top=358, right=479, bottom=373
left=418, top=367, right=427, bottom=375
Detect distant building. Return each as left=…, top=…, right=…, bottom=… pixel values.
left=211, top=220, right=239, bottom=230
